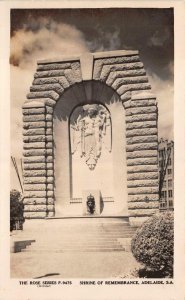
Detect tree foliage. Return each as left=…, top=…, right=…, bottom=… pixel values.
left=131, top=211, right=174, bottom=277
left=10, top=189, right=24, bottom=231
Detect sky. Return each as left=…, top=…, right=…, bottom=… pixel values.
left=10, top=8, right=174, bottom=189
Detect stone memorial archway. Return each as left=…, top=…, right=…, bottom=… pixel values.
left=22, top=50, right=159, bottom=226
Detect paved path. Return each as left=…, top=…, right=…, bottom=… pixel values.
left=11, top=251, right=139, bottom=278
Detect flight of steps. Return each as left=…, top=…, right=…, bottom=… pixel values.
left=17, top=218, right=137, bottom=253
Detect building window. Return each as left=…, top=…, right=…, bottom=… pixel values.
left=161, top=190, right=167, bottom=199
left=168, top=190, right=173, bottom=198
left=168, top=179, right=172, bottom=187
left=168, top=158, right=171, bottom=166
left=168, top=169, right=172, bottom=175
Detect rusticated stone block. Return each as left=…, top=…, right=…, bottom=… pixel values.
left=46, top=177, right=54, bottom=183
left=46, top=149, right=53, bottom=156
left=94, top=55, right=140, bottom=79
left=131, top=92, right=156, bottom=100
left=127, top=179, right=158, bottom=188
left=128, top=186, right=159, bottom=195
left=127, top=172, right=158, bottom=181
left=43, top=98, right=56, bottom=107
left=24, top=211, right=47, bottom=218
left=24, top=163, right=46, bottom=170
left=126, top=113, right=157, bottom=123
left=24, top=191, right=47, bottom=198
left=124, top=99, right=156, bottom=109
left=24, top=184, right=46, bottom=191
left=128, top=208, right=158, bottom=217
left=126, top=142, right=157, bottom=152
left=46, top=106, right=53, bottom=114
left=47, top=211, right=55, bottom=217
left=126, top=150, right=157, bottom=159
left=23, top=198, right=54, bottom=205
left=24, top=170, right=46, bottom=177
left=127, top=165, right=158, bottom=173
left=46, top=156, right=53, bottom=163
left=121, top=92, right=132, bottom=102
left=126, top=121, right=156, bottom=130
left=47, top=191, right=54, bottom=197
left=46, top=163, right=53, bottom=170
left=65, top=69, right=76, bottom=85
left=46, top=184, right=54, bottom=191
left=128, top=201, right=159, bottom=209
left=126, top=135, right=157, bottom=145
left=128, top=194, right=159, bottom=202
left=23, top=149, right=46, bottom=157
left=126, top=128, right=157, bottom=137
left=129, top=99, right=156, bottom=107
left=30, top=83, right=64, bottom=94
left=24, top=177, right=46, bottom=184
left=117, top=82, right=151, bottom=96
left=37, top=62, right=71, bottom=71
left=47, top=170, right=54, bottom=177
left=100, top=61, right=143, bottom=80
left=46, top=128, right=52, bottom=135
left=23, top=142, right=46, bottom=150
left=125, top=106, right=157, bottom=116
left=46, top=121, right=52, bottom=128
left=33, top=76, right=70, bottom=89
left=127, top=157, right=158, bottom=166
left=46, top=114, right=52, bottom=121
left=112, top=76, right=148, bottom=90
left=23, top=136, right=46, bottom=143
left=23, top=128, right=45, bottom=136
left=24, top=205, right=54, bottom=212
left=23, top=108, right=45, bottom=115
left=23, top=115, right=45, bottom=122
left=34, top=70, right=66, bottom=78
left=46, top=142, right=53, bottom=149
left=24, top=198, right=46, bottom=205
left=106, top=69, right=145, bottom=85
left=23, top=121, right=46, bottom=129
left=27, top=91, right=59, bottom=101
left=46, top=135, right=53, bottom=142
left=23, top=156, right=46, bottom=163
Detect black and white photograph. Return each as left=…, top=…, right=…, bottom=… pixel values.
left=9, top=6, right=175, bottom=280
left=0, top=1, right=185, bottom=300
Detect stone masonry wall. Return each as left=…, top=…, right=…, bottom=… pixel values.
left=22, top=50, right=159, bottom=224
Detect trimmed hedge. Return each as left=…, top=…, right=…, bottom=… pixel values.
left=131, top=211, right=174, bottom=277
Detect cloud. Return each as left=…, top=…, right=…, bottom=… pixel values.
left=11, top=20, right=89, bottom=69
left=86, top=26, right=121, bottom=52
left=10, top=17, right=174, bottom=190
left=148, top=27, right=171, bottom=47
left=147, top=62, right=174, bottom=141
left=10, top=20, right=90, bottom=189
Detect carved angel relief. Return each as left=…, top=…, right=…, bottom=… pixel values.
left=70, top=104, right=112, bottom=170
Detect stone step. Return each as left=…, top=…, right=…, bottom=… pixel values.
left=29, top=242, right=130, bottom=248
left=23, top=247, right=126, bottom=253
left=29, top=242, right=124, bottom=248
left=13, top=218, right=137, bottom=254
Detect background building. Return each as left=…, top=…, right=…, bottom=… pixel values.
left=158, top=138, right=174, bottom=210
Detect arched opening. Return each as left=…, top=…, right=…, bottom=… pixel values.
left=53, top=80, right=128, bottom=216
left=70, top=103, right=113, bottom=198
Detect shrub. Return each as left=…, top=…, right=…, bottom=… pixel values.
left=131, top=211, right=174, bottom=277
left=10, top=189, right=24, bottom=231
